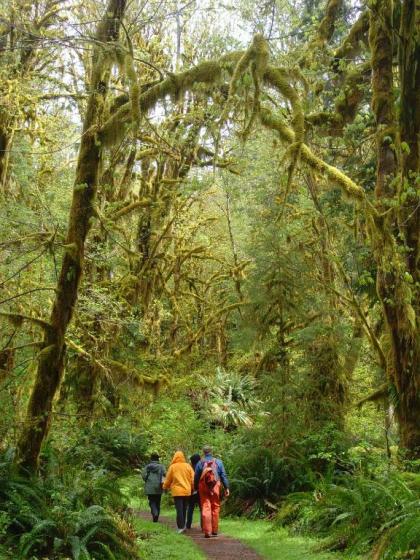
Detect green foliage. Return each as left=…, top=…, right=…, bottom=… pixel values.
left=0, top=451, right=138, bottom=559
left=59, top=420, right=149, bottom=474
left=142, top=395, right=208, bottom=459
left=226, top=446, right=296, bottom=517
left=86, top=422, right=148, bottom=472
left=276, top=471, right=420, bottom=558
left=223, top=423, right=353, bottom=518
left=198, top=367, right=262, bottom=430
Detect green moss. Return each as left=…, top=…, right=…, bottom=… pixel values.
left=369, top=0, right=399, bottom=200
left=264, top=66, right=304, bottom=144
left=132, top=517, right=206, bottom=560
left=124, top=53, right=140, bottom=126
left=260, top=107, right=365, bottom=201
left=332, top=11, right=369, bottom=67
left=318, top=0, right=343, bottom=43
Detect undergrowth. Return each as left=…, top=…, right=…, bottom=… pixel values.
left=275, top=471, right=420, bottom=559
left=0, top=428, right=142, bottom=560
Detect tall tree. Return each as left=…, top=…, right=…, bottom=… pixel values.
left=16, top=0, right=127, bottom=470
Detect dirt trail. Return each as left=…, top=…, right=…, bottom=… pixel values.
left=135, top=511, right=263, bottom=560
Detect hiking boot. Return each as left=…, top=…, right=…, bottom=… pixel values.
left=212, top=532, right=218, bottom=537
left=204, top=533, right=211, bottom=538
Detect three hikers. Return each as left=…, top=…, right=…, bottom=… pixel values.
left=142, top=445, right=230, bottom=538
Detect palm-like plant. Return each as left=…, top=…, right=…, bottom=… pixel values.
left=200, top=367, right=261, bottom=430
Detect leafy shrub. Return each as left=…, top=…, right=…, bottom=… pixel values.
left=225, top=446, right=302, bottom=517
left=292, top=424, right=354, bottom=477
left=144, top=396, right=207, bottom=457
left=0, top=451, right=138, bottom=559
left=223, top=422, right=352, bottom=518
left=61, top=420, right=149, bottom=474
left=276, top=471, right=420, bottom=558
left=18, top=504, right=137, bottom=560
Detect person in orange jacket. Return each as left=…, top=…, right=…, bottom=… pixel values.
left=194, top=445, right=230, bottom=538
left=162, top=451, right=194, bottom=533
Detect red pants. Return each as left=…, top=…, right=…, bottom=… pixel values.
left=199, top=480, right=221, bottom=535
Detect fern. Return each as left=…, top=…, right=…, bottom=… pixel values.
left=277, top=472, right=420, bottom=558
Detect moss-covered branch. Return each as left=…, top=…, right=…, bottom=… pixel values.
left=332, top=11, right=369, bottom=71
left=260, top=107, right=366, bottom=202
left=0, top=311, right=52, bottom=331
left=111, top=199, right=151, bottom=220
left=306, top=61, right=371, bottom=135
left=318, top=0, right=344, bottom=44
left=356, top=383, right=389, bottom=407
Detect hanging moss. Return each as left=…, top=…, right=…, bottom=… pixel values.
left=264, top=67, right=304, bottom=144
left=300, top=0, right=344, bottom=67
left=318, top=0, right=344, bottom=44
left=0, top=311, right=52, bottom=331
left=332, top=11, right=369, bottom=71
left=307, top=62, right=371, bottom=136
left=124, top=52, right=141, bottom=126
left=264, top=66, right=305, bottom=192
left=260, top=107, right=366, bottom=201
left=99, top=55, right=240, bottom=143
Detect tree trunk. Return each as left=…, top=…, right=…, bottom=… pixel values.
left=396, top=0, right=420, bottom=453
left=369, top=0, right=420, bottom=457
left=0, top=126, right=13, bottom=193
left=15, top=0, right=127, bottom=471
left=75, top=356, right=98, bottom=418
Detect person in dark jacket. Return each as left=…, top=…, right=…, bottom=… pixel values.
left=142, top=453, right=166, bottom=522
left=186, top=453, right=201, bottom=529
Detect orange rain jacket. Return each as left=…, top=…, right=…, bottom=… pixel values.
left=163, top=451, right=194, bottom=497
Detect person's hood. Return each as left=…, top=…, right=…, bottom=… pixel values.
left=147, top=461, right=162, bottom=473
left=190, top=453, right=201, bottom=468
left=171, top=451, right=186, bottom=464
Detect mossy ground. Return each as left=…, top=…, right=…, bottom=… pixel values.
left=133, top=515, right=206, bottom=560
left=219, top=518, right=365, bottom=560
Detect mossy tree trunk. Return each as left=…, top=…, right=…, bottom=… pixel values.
left=15, top=0, right=127, bottom=471
left=395, top=0, right=420, bottom=455
left=0, top=127, right=12, bottom=190
left=69, top=147, right=133, bottom=418
left=369, top=0, right=420, bottom=457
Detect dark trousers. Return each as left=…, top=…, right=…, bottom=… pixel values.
left=147, top=494, right=162, bottom=522
left=174, top=496, right=189, bottom=529
left=186, top=492, right=201, bottom=528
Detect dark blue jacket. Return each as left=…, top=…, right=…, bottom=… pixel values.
left=194, top=454, right=229, bottom=490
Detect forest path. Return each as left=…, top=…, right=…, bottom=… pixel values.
left=135, top=511, right=263, bottom=559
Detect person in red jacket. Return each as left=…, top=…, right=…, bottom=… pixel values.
left=194, top=445, right=230, bottom=538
